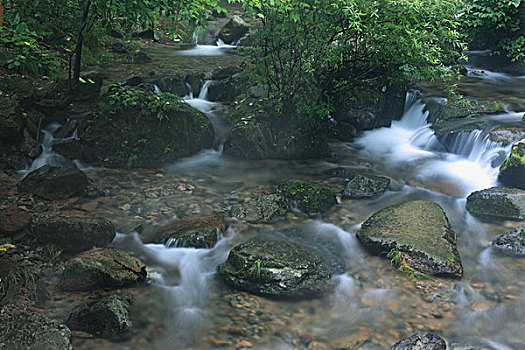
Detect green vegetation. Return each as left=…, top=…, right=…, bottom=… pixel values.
left=463, top=0, right=525, bottom=61
left=386, top=248, right=431, bottom=280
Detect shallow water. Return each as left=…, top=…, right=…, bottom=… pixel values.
left=37, top=51, right=525, bottom=350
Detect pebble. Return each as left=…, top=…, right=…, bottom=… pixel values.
left=235, top=340, right=252, bottom=349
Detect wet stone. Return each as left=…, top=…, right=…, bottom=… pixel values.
left=492, top=225, right=525, bottom=255
left=231, top=194, right=289, bottom=223
left=17, top=165, right=89, bottom=200
left=466, top=187, right=525, bottom=220
left=388, top=332, right=446, bottom=350
left=0, top=207, right=32, bottom=233
left=342, top=174, right=390, bottom=199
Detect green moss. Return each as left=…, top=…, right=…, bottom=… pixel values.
left=280, top=180, right=337, bottom=214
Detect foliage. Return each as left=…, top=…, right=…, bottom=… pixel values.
left=463, top=0, right=525, bottom=61
left=386, top=248, right=431, bottom=280
left=237, top=0, right=465, bottom=123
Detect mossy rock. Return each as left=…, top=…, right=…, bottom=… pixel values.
left=499, top=139, right=525, bottom=189
left=217, top=237, right=334, bottom=298
left=466, top=187, right=525, bottom=220
left=31, top=216, right=115, bottom=253
left=0, top=307, right=72, bottom=350
left=66, top=292, right=133, bottom=338
left=60, top=247, right=147, bottom=291
left=356, top=200, right=463, bottom=278
left=342, top=174, right=390, bottom=199
left=120, top=50, right=152, bottom=64
left=17, top=165, right=89, bottom=200
left=231, top=194, right=289, bottom=223
left=424, top=95, right=504, bottom=123
left=78, top=84, right=214, bottom=168
left=279, top=180, right=337, bottom=215
left=141, top=214, right=225, bottom=248
left=0, top=74, right=36, bottom=106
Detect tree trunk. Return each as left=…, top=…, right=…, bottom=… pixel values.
left=0, top=0, right=6, bottom=27
left=71, top=0, right=91, bottom=88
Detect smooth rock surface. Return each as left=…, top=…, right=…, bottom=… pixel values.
left=231, top=194, right=289, bottom=223
left=218, top=16, right=249, bottom=44
left=357, top=200, right=463, bottom=278
left=342, top=174, right=390, bottom=199
left=18, top=165, right=89, bottom=200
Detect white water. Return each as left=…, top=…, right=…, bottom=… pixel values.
left=173, top=40, right=236, bottom=56
left=355, top=95, right=512, bottom=196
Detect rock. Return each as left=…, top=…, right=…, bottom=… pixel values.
left=60, top=247, right=147, bottom=291
left=333, top=121, right=357, bottom=141
left=342, top=174, right=390, bottom=199
left=356, top=200, right=463, bottom=278
left=141, top=74, right=188, bottom=97
left=31, top=216, right=115, bottom=253
left=0, top=94, right=23, bottom=147
left=207, top=76, right=246, bottom=102
left=17, top=165, right=89, bottom=200
left=20, top=130, right=42, bottom=158
left=218, top=238, right=334, bottom=298
left=489, top=126, right=525, bottom=146
left=132, top=29, right=154, bottom=40
left=66, top=292, right=133, bottom=338
left=424, top=95, right=504, bottom=124
left=52, top=138, right=83, bottom=160
left=231, top=194, right=289, bottom=223
left=184, top=72, right=204, bottom=97
left=279, top=180, right=337, bottom=215
left=0, top=74, right=36, bottom=106
left=466, top=187, right=525, bottom=220
left=211, top=65, right=242, bottom=80
left=388, top=333, right=446, bottom=350
left=78, top=84, right=214, bottom=168
left=0, top=307, right=72, bottom=350
left=119, top=50, right=152, bottom=64
left=224, top=98, right=330, bottom=160
left=142, top=214, right=225, bottom=248
left=0, top=207, right=32, bottom=233
left=218, top=16, right=250, bottom=44
left=492, top=225, right=525, bottom=255
left=499, top=139, right=525, bottom=189
left=73, top=70, right=104, bottom=102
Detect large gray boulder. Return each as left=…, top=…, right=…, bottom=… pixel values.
left=492, top=225, right=525, bottom=255
left=499, top=139, right=525, bottom=189
left=60, top=247, right=147, bottom=291
left=357, top=200, right=463, bottom=278
left=0, top=308, right=72, bottom=350
left=342, top=174, right=390, bottom=199
left=31, top=216, right=115, bottom=253
left=218, top=238, right=335, bottom=298
left=466, top=187, right=525, bottom=220
left=18, top=165, right=89, bottom=200
left=66, top=292, right=133, bottom=338
left=218, top=16, right=249, bottom=44
left=389, top=333, right=446, bottom=350
left=231, top=194, right=289, bottom=223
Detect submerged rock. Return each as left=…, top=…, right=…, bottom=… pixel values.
left=31, top=216, right=115, bottom=253
left=142, top=214, right=225, bottom=248
left=78, top=84, right=214, bottom=168
left=218, top=16, right=249, bottom=44
left=218, top=238, right=334, bottom=298
left=499, top=139, right=525, bottom=189
left=388, top=333, right=446, bottom=350
left=0, top=307, right=72, bottom=350
left=231, top=194, right=289, bottom=223
left=18, top=165, right=89, bottom=200
left=492, top=225, right=525, bottom=255
left=356, top=200, right=463, bottom=278
left=60, top=247, right=147, bottom=291
left=280, top=180, right=337, bottom=215
left=342, top=174, right=390, bottom=199
left=466, top=187, right=525, bottom=220
left=66, top=292, right=133, bottom=338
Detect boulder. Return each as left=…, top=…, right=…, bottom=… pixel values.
left=424, top=95, right=504, bottom=124
left=279, top=180, right=337, bottom=215
left=0, top=308, right=72, bottom=350
left=52, top=138, right=83, bottom=160
left=60, top=247, right=147, bottom=291
left=0, top=207, right=32, bottom=233
left=499, top=139, right=525, bottom=189
left=31, top=216, right=115, bottom=253
left=218, top=238, right=334, bottom=298
left=356, top=200, right=463, bottom=278
left=210, top=65, right=242, bottom=80
left=388, top=333, right=446, bottom=350
left=66, top=292, right=133, bottom=338
left=78, top=84, right=214, bottom=168
left=492, top=225, right=525, bottom=255
left=20, top=130, right=42, bottom=158
left=206, top=78, right=245, bottom=102
left=17, top=165, right=89, bottom=200
left=0, top=74, right=36, bottom=106
left=342, top=174, right=390, bottom=199
left=72, top=70, right=104, bottom=102
left=0, top=94, right=23, bottom=147
left=231, top=194, right=289, bottom=223
left=218, top=16, right=250, bottom=44
left=184, top=72, right=204, bottom=97
left=466, top=187, right=525, bottom=220
left=121, top=50, right=152, bottom=64
left=141, top=214, right=226, bottom=248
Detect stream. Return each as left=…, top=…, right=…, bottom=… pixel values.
left=33, top=48, right=525, bottom=350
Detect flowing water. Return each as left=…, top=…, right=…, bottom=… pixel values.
left=34, top=51, right=525, bottom=350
